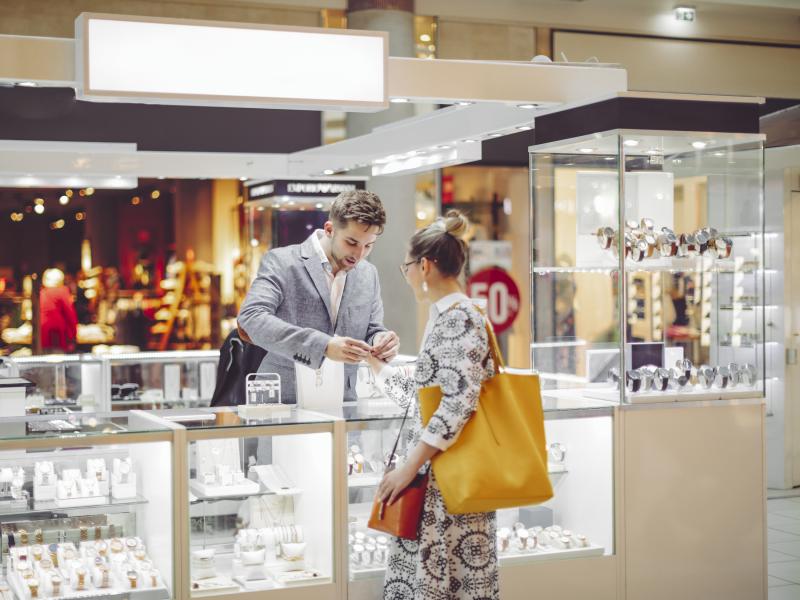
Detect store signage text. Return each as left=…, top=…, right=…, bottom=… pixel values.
left=467, top=267, right=521, bottom=335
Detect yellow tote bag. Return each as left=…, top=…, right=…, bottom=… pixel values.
left=419, top=317, right=553, bottom=514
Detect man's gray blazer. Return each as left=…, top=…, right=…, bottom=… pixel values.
left=237, top=235, right=387, bottom=402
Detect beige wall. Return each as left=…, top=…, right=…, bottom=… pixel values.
left=0, top=1, right=320, bottom=37
left=437, top=20, right=535, bottom=61
left=554, top=31, right=800, bottom=98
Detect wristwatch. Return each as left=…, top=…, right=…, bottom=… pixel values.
left=657, top=227, right=678, bottom=257
left=607, top=367, right=620, bottom=389
left=714, top=365, right=732, bottom=389
left=652, top=368, right=671, bottom=391
left=679, top=233, right=699, bottom=258
left=631, top=238, right=649, bottom=263
left=695, top=229, right=711, bottom=255
left=696, top=365, right=716, bottom=389
left=640, top=217, right=655, bottom=232
left=636, top=368, right=653, bottom=392
left=713, top=236, right=734, bottom=259
left=625, top=370, right=643, bottom=393
left=643, top=232, right=658, bottom=258
left=596, top=227, right=615, bottom=250
left=739, top=363, right=757, bottom=387
left=727, top=363, right=740, bottom=387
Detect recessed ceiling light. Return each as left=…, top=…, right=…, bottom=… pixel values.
left=578, top=148, right=594, bottom=154
left=646, top=149, right=661, bottom=155
left=455, top=101, right=474, bottom=106
left=16, top=81, right=37, bottom=87
left=59, top=195, right=69, bottom=205
left=488, top=133, right=503, bottom=138
left=390, top=98, right=410, bottom=104
left=516, top=125, right=533, bottom=131
left=34, top=204, right=45, bottom=214
left=713, top=151, right=725, bottom=157
left=239, top=177, right=247, bottom=181
left=691, top=141, right=707, bottom=149
left=603, top=157, right=615, bottom=161
left=434, top=145, right=451, bottom=150
left=315, top=203, right=324, bottom=209
left=517, top=103, right=537, bottom=109
left=462, top=139, right=477, bottom=143
left=623, top=139, right=640, bottom=147
left=323, top=169, right=335, bottom=175
left=419, top=33, right=431, bottom=43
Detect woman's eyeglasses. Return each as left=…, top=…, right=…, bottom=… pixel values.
left=399, top=259, right=419, bottom=277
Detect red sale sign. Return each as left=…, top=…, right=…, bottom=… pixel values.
left=467, top=267, right=521, bottom=334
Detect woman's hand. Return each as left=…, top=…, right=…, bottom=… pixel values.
left=377, top=464, right=418, bottom=506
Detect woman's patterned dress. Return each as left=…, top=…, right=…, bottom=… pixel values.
left=377, top=295, right=498, bottom=600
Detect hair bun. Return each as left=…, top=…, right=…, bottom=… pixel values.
left=443, top=209, right=469, bottom=239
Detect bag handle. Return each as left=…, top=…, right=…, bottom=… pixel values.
left=385, top=403, right=411, bottom=473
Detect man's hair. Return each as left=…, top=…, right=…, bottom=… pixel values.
left=329, top=190, right=386, bottom=234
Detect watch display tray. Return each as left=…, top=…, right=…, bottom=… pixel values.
left=190, top=576, right=240, bottom=597
left=189, top=479, right=261, bottom=498
left=584, top=387, right=759, bottom=404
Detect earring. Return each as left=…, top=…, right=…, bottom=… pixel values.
left=422, top=281, right=428, bottom=293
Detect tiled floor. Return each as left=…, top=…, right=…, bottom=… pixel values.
left=769, top=497, right=800, bottom=598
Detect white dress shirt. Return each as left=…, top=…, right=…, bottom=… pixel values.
left=309, top=229, right=347, bottom=326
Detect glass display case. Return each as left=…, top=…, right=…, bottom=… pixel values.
left=340, top=399, right=614, bottom=593
left=529, top=94, right=766, bottom=404
left=102, top=351, right=220, bottom=411
left=11, top=355, right=105, bottom=415
left=0, top=410, right=176, bottom=600
left=155, top=407, right=338, bottom=597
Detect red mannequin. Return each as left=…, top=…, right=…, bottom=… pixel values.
left=40, top=268, right=78, bottom=352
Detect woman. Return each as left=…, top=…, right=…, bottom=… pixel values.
left=365, top=210, right=498, bottom=600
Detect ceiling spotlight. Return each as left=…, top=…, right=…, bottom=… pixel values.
left=157, top=176, right=165, bottom=180
left=434, top=145, right=451, bottom=150
left=131, top=196, right=141, bottom=205
left=516, top=125, right=533, bottom=131
left=239, top=177, right=247, bottom=181
left=59, top=195, right=69, bottom=205
left=488, top=133, right=503, bottom=138
left=578, top=148, right=595, bottom=154
left=34, top=197, right=44, bottom=205
left=34, top=204, right=44, bottom=215
left=75, top=212, right=85, bottom=221
left=85, top=187, right=95, bottom=196
left=65, top=189, right=74, bottom=198
left=691, top=141, right=707, bottom=149
left=419, top=33, right=431, bottom=43
left=151, top=190, right=161, bottom=199
left=16, top=81, right=38, bottom=87
left=623, top=139, right=640, bottom=147
left=250, top=239, right=259, bottom=247
left=517, top=103, right=538, bottom=109
left=390, top=98, right=410, bottom=104
left=462, top=139, right=478, bottom=143
left=315, top=203, right=324, bottom=209
left=455, top=101, right=474, bottom=106
left=713, top=151, right=725, bottom=157
left=323, top=169, right=335, bottom=175
left=675, top=6, right=696, bottom=21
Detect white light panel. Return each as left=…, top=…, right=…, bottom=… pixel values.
left=75, top=14, right=387, bottom=111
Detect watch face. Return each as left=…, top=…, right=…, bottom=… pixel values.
left=695, top=230, right=710, bottom=254
left=596, top=227, right=615, bottom=250
left=697, top=365, right=715, bottom=389
left=640, top=217, right=655, bottom=232
left=714, top=237, right=733, bottom=259
left=625, top=220, right=639, bottom=231
left=631, top=239, right=648, bottom=262
left=607, top=367, right=620, bottom=387
left=625, top=370, right=642, bottom=393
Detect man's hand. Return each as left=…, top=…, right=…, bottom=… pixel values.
left=371, top=331, right=400, bottom=362
left=325, top=336, right=372, bottom=364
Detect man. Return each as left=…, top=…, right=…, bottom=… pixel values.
left=238, top=190, right=400, bottom=403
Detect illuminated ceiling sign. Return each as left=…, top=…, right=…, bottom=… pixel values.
left=75, top=13, right=388, bottom=111
left=247, top=179, right=366, bottom=201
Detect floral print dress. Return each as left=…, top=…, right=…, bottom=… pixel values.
left=376, top=293, right=498, bottom=600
